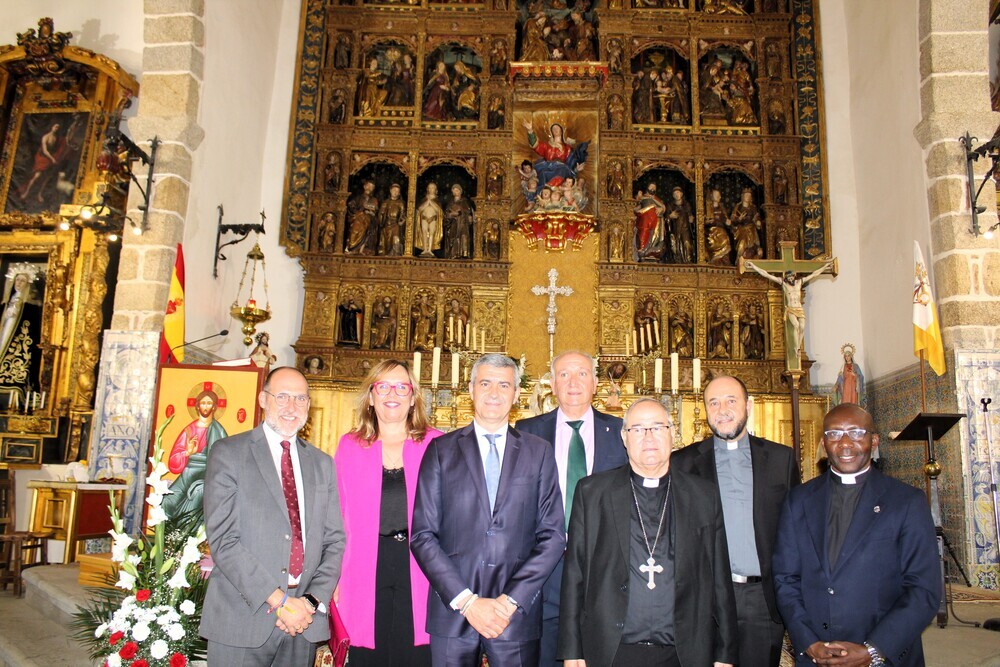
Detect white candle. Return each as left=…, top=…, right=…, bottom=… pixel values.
left=412, top=351, right=422, bottom=383
left=451, top=353, right=460, bottom=387
left=449, top=315, right=454, bottom=342
left=465, top=322, right=471, bottom=347
left=642, top=366, right=647, bottom=386
left=472, top=324, right=478, bottom=349
left=480, top=330, right=485, bottom=352
left=653, top=319, right=660, bottom=347
left=624, top=332, right=630, bottom=357
left=39, top=391, right=46, bottom=410
left=645, top=323, right=653, bottom=351
left=431, top=347, right=441, bottom=387
left=631, top=329, right=638, bottom=356
left=10, top=391, right=17, bottom=411
left=670, top=353, right=679, bottom=394
left=654, top=358, right=663, bottom=392
left=692, top=357, right=701, bottom=391
left=639, top=327, right=646, bottom=353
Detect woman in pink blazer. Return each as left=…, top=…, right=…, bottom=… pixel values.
left=334, top=359, right=441, bottom=667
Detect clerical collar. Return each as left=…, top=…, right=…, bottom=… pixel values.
left=713, top=432, right=750, bottom=452
left=830, top=465, right=871, bottom=485
left=630, top=468, right=669, bottom=488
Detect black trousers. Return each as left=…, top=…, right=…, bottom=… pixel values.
left=733, top=580, right=785, bottom=667
left=348, top=535, right=431, bottom=667
left=612, top=643, right=681, bottom=667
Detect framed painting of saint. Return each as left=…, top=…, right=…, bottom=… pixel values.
left=150, top=364, right=266, bottom=524
left=3, top=111, right=90, bottom=215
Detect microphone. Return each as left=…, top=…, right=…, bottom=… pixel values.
left=169, top=329, right=229, bottom=354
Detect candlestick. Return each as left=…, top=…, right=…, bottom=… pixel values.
left=653, top=319, right=660, bottom=347
left=692, top=357, right=701, bottom=391
left=654, top=358, right=663, bottom=393
left=670, top=352, right=679, bottom=394
left=431, top=346, right=441, bottom=387
left=669, top=392, right=681, bottom=446
left=451, top=353, right=460, bottom=387
left=412, top=351, right=422, bottom=382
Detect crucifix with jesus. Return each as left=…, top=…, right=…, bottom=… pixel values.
left=740, top=242, right=838, bottom=373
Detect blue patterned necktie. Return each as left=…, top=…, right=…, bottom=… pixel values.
left=485, top=433, right=500, bottom=512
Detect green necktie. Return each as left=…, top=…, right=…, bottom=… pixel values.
left=565, top=420, right=586, bottom=531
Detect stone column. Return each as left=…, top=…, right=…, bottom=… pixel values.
left=913, top=0, right=1000, bottom=586
left=114, top=0, right=206, bottom=330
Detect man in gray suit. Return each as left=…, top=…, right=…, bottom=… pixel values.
left=201, top=367, right=345, bottom=666
left=515, top=350, right=627, bottom=667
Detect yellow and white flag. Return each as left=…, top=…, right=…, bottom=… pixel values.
left=912, top=241, right=945, bottom=375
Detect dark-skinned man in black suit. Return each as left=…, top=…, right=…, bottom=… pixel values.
left=558, top=398, right=737, bottom=667
left=672, top=375, right=799, bottom=667
left=516, top=350, right=628, bottom=667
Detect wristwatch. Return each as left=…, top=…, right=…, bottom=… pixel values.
left=302, top=593, right=327, bottom=615
left=863, top=642, right=885, bottom=667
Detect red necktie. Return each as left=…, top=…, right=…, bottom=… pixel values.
left=280, top=440, right=304, bottom=577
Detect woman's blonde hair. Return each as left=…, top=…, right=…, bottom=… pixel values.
left=349, top=359, right=429, bottom=445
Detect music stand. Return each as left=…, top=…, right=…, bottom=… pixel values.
left=894, top=412, right=974, bottom=628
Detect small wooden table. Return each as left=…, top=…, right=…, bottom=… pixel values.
left=26, top=481, right=127, bottom=564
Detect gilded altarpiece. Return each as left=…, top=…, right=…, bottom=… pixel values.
left=282, top=0, right=830, bottom=464
left=0, top=19, right=138, bottom=464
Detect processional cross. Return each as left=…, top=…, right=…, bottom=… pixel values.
left=640, top=556, right=663, bottom=590
left=531, top=268, right=574, bottom=365
left=739, top=242, right=837, bottom=469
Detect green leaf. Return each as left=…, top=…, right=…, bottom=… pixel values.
left=160, top=557, right=175, bottom=575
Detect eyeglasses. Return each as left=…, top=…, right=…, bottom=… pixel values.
left=263, top=391, right=310, bottom=407
left=823, top=428, right=869, bottom=441
left=371, top=381, right=413, bottom=397
left=623, top=424, right=672, bottom=438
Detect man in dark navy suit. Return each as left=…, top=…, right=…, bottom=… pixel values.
left=516, top=350, right=627, bottom=667
left=773, top=403, right=940, bottom=666
left=411, top=353, right=565, bottom=667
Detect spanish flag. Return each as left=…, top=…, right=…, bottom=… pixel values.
left=912, top=241, right=946, bottom=376
left=160, top=244, right=185, bottom=364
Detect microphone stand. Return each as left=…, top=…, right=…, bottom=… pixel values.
left=168, top=329, right=229, bottom=357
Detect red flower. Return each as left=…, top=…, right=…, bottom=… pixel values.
left=119, top=641, right=139, bottom=660
left=109, top=631, right=124, bottom=645
left=170, top=654, right=187, bottom=667
left=135, top=589, right=151, bottom=602
left=131, top=660, right=149, bottom=667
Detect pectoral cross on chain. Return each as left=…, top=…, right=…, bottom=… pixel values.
left=531, top=268, right=573, bottom=365
left=640, top=556, right=663, bottom=589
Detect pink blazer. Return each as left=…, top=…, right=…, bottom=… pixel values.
left=334, top=428, right=442, bottom=648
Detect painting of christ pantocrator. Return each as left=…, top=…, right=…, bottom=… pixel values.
left=5, top=112, right=89, bottom=215
left=514, top=111, right=597, bottom=216
left=152, top=364, right=265, bottom=523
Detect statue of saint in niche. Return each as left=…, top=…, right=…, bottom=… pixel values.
left=707, top=303, right=732, bottom=359
left=443, top=183, right=475, bottom=259
left=371, top=297, right=397, bottom=350
left=415, top=182, right=444, bottom=257
left=410, top=294, right=436, bottom=350
left=740, top=302, right=766, bottom=360
left=669, top=310, right=693, bottom=357
left=376, top=183, right=406, bottom=256
left=344, top=180, right=379, bottom=254
left=357, top=57, right=388, bottom=117
left=633, top=183, right=666, bottom=262
left=729, top=188, right=763, bottom=260
left=665, top=186, right=694, bottom=263
left=337, top=297, right=362, bottom=346
left=705, top=187, right=732, bottom=265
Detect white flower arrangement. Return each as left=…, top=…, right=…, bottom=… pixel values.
left=74, top=417, right=208, bottom=667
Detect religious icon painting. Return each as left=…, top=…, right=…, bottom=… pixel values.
left=513, top=109, right=597, bottom=217
left=150, top=364, right=265, bottom=524
left=355, top=41, right=417, bottom=125
left=344, top=161, right=408, bottom=257
left=421, top=43, right=483, bottom=128
left=629, top=46, right=692, bottom=128
left=3, top=111, right=90, bottom=215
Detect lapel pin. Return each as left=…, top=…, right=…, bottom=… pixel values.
left=873, top=506, right=880, bottom=513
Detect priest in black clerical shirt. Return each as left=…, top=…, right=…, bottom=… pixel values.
left=773, top=403, right=940, bottom=667
left=558, top=398, right=737, bottom=667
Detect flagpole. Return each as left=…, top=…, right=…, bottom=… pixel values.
left=919, top=350, right=928, bottom=413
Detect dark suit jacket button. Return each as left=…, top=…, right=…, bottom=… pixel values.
left=621, top=584, right=627, bottom=592
left=827, top=588, right=834, bottom=594
left=616, top=622, right=624, bottom=629
left=822, top=623, right=828, bottom=629
left=281, top=568, right=287, bottom=574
